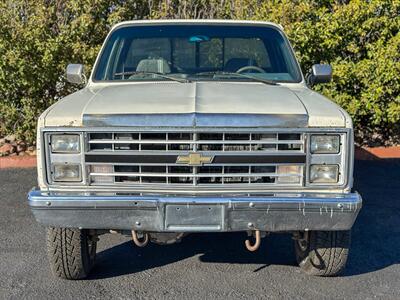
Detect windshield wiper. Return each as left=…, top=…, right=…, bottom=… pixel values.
left=113, top=71, right=190, bottom=83
left=194, top=71, right=277, bottom=86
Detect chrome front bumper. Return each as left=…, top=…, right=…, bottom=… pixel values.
left=28, top=190, right=362, bottom=232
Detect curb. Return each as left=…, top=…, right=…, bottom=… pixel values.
left=0, top=156, right=37, bottom=169
left=0, top=147, right=399, bottom=169
left=355, top=146, right=400, bottom=160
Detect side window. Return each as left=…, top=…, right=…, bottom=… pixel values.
left=101, top=37, right=124, bottom=79
left=224, top=38, right=271, bottom=69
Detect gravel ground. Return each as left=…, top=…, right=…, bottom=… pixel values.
left=0, top=160, right=399, bottom=299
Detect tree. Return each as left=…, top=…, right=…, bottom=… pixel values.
left=0, top=0, right=399, bottom=145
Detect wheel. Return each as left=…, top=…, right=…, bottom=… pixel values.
left=294, top=230, right=351, bottom=277
left=46, top=227, right=97, bottom=280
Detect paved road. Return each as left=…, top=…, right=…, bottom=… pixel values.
left=1, top=160, right=400, bottom=299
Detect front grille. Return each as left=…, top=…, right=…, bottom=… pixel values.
left=86, top=131, right=305, bottom=188
left=87, top=132, right=303, bottom=152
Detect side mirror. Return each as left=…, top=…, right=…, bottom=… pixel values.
left=66, top=64, right=85, bottom=84
left=306, top=64, right=332, bottom=86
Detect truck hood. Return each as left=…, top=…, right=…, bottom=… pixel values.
left=43, top=82, right=348, bottom=128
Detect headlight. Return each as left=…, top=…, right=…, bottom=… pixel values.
left=53, top=164, right=82, bottom=182
left=51, top=134, right=80, bottom=153
left=310, top=135, right=340, bottom=154
left=310, top=165, right=338, bottom=183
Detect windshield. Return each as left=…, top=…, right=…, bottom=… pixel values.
left=93, top=25, right=302, bottom=83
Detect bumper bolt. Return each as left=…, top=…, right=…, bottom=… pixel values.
left=46, top=201, right=51, bottom=206
left=249, top=202, right=255, bottom=208
left=247, top=222, right=254, bottom=228
left=337, top=203, right=343, bottom=209
left=135, top=221, right=141, bottom=226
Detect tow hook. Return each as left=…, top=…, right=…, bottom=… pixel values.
left=245, top=230, right=261, bottom=252
left=131, top=230, right=149, bottom=247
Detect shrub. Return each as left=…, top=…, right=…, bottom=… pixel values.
left=0, top=0, right=399, bottom=146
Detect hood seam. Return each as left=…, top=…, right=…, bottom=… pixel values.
left=291, top=89, right=310, bottom=120
left=80, top=86, right=106, bottom=123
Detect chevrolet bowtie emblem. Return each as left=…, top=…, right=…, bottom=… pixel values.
left=176, top=152, right=214, bottom=166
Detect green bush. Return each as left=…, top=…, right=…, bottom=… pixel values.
left=0, top=0, right=399, bottom=145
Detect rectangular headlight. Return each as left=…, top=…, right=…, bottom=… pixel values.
left=310, top=164, right=338, bottom=183
left=310, top=135, right=340, bottom=154
left=53, top=164, right=82, bottom=182
left=51, top=134, right=80, bottom=153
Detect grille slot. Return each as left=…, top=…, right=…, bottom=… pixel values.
left=88, top=132, right=303, bottom=152
left=89, top=164, right=303, bottom=186
left=87, top=131, right=305, bottom=187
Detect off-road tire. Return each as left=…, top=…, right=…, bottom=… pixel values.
left=46, top=227, right=97, bottom=280
left=294, top=230, right=351, bottom=277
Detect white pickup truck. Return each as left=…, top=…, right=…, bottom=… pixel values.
left=28, top=20, right=362, bottom=279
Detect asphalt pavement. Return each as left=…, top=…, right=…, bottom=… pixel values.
left=0, top=160, right=399, bottom=299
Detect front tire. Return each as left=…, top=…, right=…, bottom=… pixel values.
left=46, top=227, right=97, bottom=280
left=294, top=230, right=351, bottom=277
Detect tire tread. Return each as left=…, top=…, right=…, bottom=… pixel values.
left=295, top=230, right=350, bottom=277
left=46, top=227, right=95, bottom=280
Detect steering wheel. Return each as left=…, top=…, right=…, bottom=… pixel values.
left=236, top=66, right=266, bottom=74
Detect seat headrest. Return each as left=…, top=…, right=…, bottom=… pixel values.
left=136, top=58, right=171, bottom=74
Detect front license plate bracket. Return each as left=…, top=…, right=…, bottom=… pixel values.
left=164, top=204, right=224, bottom=231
